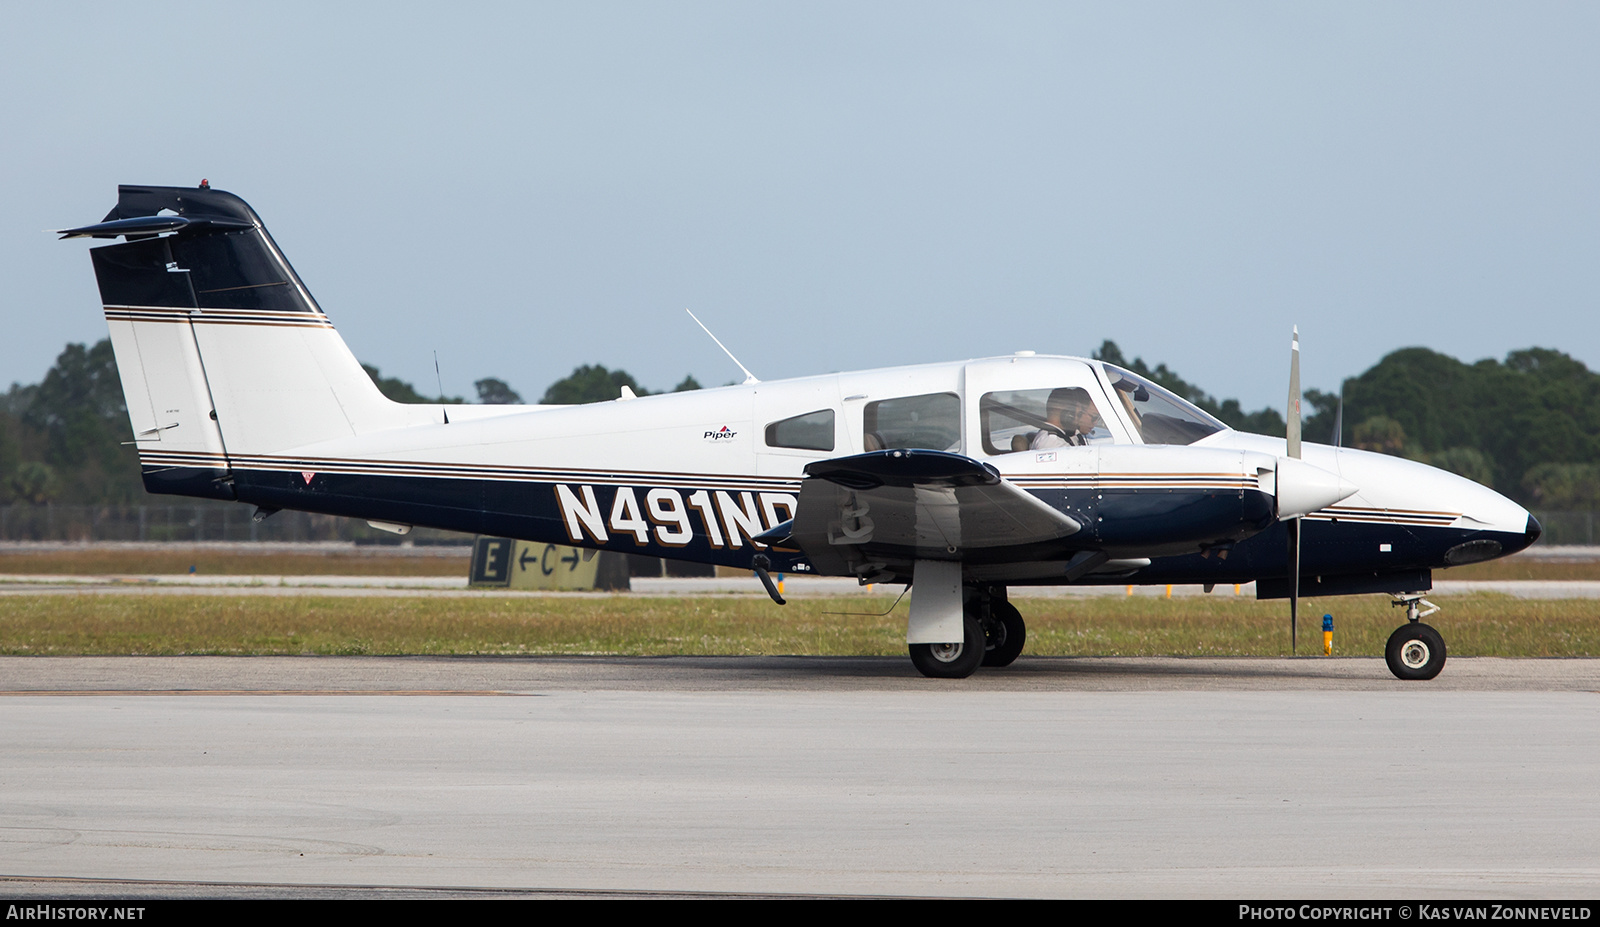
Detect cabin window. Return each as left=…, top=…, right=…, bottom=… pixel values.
left=863, top=392, right=960, bottom=452
left=1100, top=365, right=1226, bottom=445
left=980, top=388, right=1113, bottom=455
left=765, top=409, right=835, bottom=451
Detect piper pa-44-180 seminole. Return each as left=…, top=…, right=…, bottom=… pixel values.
left=59, top=184, right=1542, bottom=680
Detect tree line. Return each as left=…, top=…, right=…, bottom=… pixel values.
left=2, top=338, right=1596, bottom=508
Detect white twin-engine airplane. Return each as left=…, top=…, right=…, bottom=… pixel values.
left=61, top=184, right=1542, bottom=680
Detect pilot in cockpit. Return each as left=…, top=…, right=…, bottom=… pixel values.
left=1014, top=387, right=1103, bottom=450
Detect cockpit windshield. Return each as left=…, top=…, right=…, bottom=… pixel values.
left=1099, top=364, right=1226, bottom=445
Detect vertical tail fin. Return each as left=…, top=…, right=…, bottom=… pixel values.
left=61, top=184, right=422, bottom=498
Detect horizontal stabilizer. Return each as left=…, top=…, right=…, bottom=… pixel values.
left=57, top=215, right=253, bottom=240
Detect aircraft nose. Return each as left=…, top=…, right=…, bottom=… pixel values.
left=1495, top=511, right=1543, bottom=557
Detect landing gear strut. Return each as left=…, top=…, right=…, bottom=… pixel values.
left=1385, top=595, right=1446, bottom=681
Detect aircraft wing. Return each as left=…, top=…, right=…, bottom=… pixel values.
left=776, top=449, right=1082, bottom=578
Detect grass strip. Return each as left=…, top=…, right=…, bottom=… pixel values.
left=0, top=593, right=1596, bottom=657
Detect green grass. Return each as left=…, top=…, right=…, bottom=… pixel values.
left=1, top=592, right=1596, bottom=657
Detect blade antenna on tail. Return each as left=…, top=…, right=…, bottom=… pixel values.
left=1287, top=327, right=1301, bottom=654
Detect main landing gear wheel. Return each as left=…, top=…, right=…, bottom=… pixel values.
left=909, top=612, right=985, bottom=679
left=981, top=600, right=1026, bottom=667
left=1385, top=622, right=1446, bottom=681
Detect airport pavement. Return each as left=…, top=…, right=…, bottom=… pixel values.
left=1, top=548, right=1595, bottom=896
left=0, top=656, right=1597, bottom=899
left=1, top=654, right=1598, bottom=693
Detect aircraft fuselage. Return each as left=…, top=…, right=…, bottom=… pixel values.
left=138, top=355, right=1537, bottom=593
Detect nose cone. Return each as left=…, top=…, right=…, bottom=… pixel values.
left=1516, top=512, right=1542, bottom=553
left=1453, top=510, right=1541, bottom=564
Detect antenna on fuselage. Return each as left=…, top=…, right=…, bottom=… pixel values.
left=686, top=309, right=759, bottom=385
left=1332, top=384, right=1344, bottom=449
left=434, top=350, right=449, bottom=424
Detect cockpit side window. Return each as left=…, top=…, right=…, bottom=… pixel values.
left=863, top=392, right=960, bottom=452
left=1100, top=365, right=1226, bottom=445
left=980, top=387, right=1113, bottom=455
left=765, top=409, right=835, bottom=451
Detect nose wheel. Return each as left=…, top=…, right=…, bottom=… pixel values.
left=1385, top=595, right=1446, bottom=680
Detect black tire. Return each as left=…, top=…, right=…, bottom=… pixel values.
left=909, top=612, right=985, bottom=679
left=1385, top=622, right=1446, bottom=680
left=981, top=600, right=1027, bottom=667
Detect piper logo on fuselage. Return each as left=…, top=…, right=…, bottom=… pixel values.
left=554, top=483, right=796, bottom=550
left=704, top=426, right=737, bottom=441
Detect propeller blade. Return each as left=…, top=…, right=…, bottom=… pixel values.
left=1288, top=517, right=1300, bottom=653
left=1286, top=326, right=1302, bottom=653
left=1286, top=326, right=1302, bottom=460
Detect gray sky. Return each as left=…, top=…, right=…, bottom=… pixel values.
left=5, top=2, right=1596, bottom=410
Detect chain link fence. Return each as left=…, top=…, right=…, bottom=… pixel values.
left=1531, top=510, right=1596, bottom=547
left=0, top=502, right=471, bottom=545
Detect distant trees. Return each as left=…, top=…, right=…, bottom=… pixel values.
left=1343, top=346, right=1600, bottom=492
left=1351, top=416, right=1408, bottom=456
left=361, top=364, right=463, bottom=404
left=0, top=341, right=141, bottom=505
left=1521, top=463, right=1600, bottom=509
left=539, top=364, right=650, bottom=405
left=538, top=365, right=702, bottom=404
left=1426, top=447, right=1496, bottom=487
left=474, top=378, right=523, bottom=405
left=356, top=363, right=701, bottom=407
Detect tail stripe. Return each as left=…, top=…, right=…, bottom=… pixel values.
left=105, top=305, right=334, bottom=329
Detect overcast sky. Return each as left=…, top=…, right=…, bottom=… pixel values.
left=4, top=2, right=1596, bottom=410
